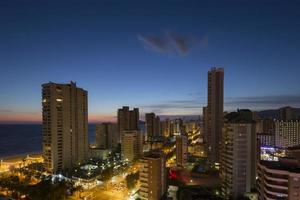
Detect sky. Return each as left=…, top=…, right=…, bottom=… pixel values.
left=0, top=0, right=300, bottom=123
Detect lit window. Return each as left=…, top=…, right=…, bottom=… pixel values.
left=56, top=98, right=63, bottom=102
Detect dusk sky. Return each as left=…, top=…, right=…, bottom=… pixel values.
left=1, top=0, right=300, bottom=123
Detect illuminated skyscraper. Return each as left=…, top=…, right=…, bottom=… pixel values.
left=206, top=67, right=224, bottom=164
left=139, top=151, right=166, bottom=200
left=42, top=81, right=88, bottom=173
left=160, top=119, right=171, bottom=137
left=221, top=109, right=256, bottom=199
left=176, top=134, right=188, bottom=167
left=118, top=107, right=141, bottom=161
left=122, top=130, right=142, bottom=162
left=275, top=120, right=300, bottom=148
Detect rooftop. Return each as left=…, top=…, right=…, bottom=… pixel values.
left=260, top=159, right=300, bottom=173
left=225, top=109, right=255, bottom=124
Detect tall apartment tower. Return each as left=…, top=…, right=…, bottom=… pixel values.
left=275, top=120, right=300, bottom=148
left=221, top=109, right=256, bottom=199
left=42, top=81, right=88, bottom=173
left=118, top=106, right=139, bottom=138
left=206, top=67, right=224, bottom=164
left=176, top=134, right=188, bottom=167
left=202, top=106, right=209, bottom=151
left=145, top=113, right=161, bottom=139
left=95, top=123, right=118, bottom=149
left=122, top=130, right=142, bottom=162
left=146, top=113, right=155, bottom=138
left=118, top=107, right=141, bottom=161
left=155, top=116, right=161, bottom=136
left=139, top=151, right=166, bottom=200
left=161, top=119, right=171, bottom=137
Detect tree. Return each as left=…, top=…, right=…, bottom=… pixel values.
left=126, top=172, right=139, bottom=190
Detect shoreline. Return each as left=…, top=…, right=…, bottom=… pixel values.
left=0, top=151, right=42, bottom=162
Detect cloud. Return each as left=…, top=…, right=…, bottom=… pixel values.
left=0, top=109, right=38, bottom=115
left=139, top=97, right=206, bottom=115
left=137, top=35, right=170, bottom=53
left=0, top=109, right=13, bottom=113
left=225, top=95, right=300, bottom=110
left=139, top=94, right=300, bottom=116
left=138, top=31, right=207, bottom=55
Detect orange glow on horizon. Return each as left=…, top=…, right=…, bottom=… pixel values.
left=0, top=113, right=116, bottom=124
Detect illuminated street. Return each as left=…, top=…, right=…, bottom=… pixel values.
left=70, top=162, right=139, bottom=200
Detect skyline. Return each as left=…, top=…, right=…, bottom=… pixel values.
left=1, top=0, right=300, bottom=123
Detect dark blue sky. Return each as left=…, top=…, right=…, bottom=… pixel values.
left=0, top=0, right=300, bottom=122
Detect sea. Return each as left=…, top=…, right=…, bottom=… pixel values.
left=0, top=124, right=96, bottom=159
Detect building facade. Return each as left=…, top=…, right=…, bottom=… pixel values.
left=221, top=109, right=256, bottom=199
left=176, top=134, right=188, bottom=167
left=206, top=67, right=224, bottom=164
left=117, top=106, right=139, bottom=140
left=275, top=120, right=300, bottom=148
left=258, top=133, right=275, bottom=147
left=121, top=130, right=142, bottom=162
left=95, top=123, right=118, bottom=149
left=160, top=119, right=171, bottom=138
left=139, top=152, right=166, bottom=200
left=257, top=159, right=300, bottom=200
left=145, top=113, right=160, bottom=139
left=42, top=81, right=88, bottom=173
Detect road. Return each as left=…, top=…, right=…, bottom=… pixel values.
left=70, top=162, right=140, bottom=200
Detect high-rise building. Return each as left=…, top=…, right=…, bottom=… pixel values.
left=206, top=67, right=224, bottom=164
left=145, top=113, right=161, bottom=139
left=257, top=133, right=275, bottom=147
left=146, top=113, right=155, bottom=138
left=118, top=106, right=139, bottom=138
left=95, top=123, right=118, bottom=149
left=155, top=116, right=161, bottom=136
left=221, top=109, right=256, bottom=199
left=176, top=134, right=188, bottom=167
left=170, top=119, right=183, bottom=135
left=121, top=130, right=142, bottom=162
left=118, top=106, right=141, bottom=162
left=256, top=118, right=275, bottom=135
left=257, top=159, right=300, bottom=200
left=139, top=151, right=166, bottom=200
left=160, top=119, right=171, bottom=138
left=256, top=118, right=275, bottom=147
left=280, top=106, right=297, bottom=121
left=275, top=120, right=300, bottom=148
left=203, top=106, right=209, bottom=153
left=42, top=81, right=88, bottom=173
left=183, top=120, right=199, bottom=133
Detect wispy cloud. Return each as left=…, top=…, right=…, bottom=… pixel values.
left=138, top=31, right=208, bottom=55
left=225, top=95, right=300, bottom=110
left=137, top=35, right=171, bottom=53
left=139, top=94, right=300, bottom=116
left=0, top=108, right=39, bottom=115
left=0, top=109, right=13, bottom=113
left=139, top=96, right=206, bottom=115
